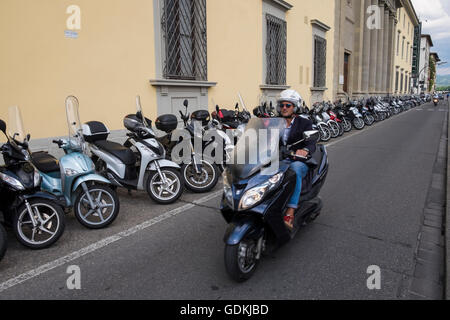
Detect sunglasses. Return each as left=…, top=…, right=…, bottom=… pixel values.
left=280, top=103, right=294, bottom=109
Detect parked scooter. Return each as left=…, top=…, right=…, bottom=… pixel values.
left=345, top=101, right=365, bottom=130
left=86, top=96, right=184, bottom=204
left=220, top=118, right=328, bottom=282
left=0, top=117, right=65, bottom=249
left=156, top=99, right=220, bottom=193
left=31, top=97, right=120, bottom=229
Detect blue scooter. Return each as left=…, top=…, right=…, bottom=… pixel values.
left=29, top=97, right=120, bottom=229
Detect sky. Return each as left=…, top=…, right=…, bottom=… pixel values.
left=411, top=0, right=450, bottom=75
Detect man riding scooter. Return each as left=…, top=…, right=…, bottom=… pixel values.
left=277, top=90, right=317, bottom=230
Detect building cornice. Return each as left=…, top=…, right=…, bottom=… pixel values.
left=269, top=0, right=293, bottom=11
left=310, top=19, right=331, bottom=32
left=399, top=0, right=420, bottom=26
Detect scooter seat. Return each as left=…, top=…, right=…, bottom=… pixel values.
left=93, top=140, right=137, bottom=165
left=32, top=152, right=60, bottom=173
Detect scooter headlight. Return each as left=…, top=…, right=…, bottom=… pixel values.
left=238, top=172, right=284, bottom=211
left=34, top=169, right=42, bottom=187
left=65, top=168, right=79, bottom=176
left=0, top=171, right=25, bottom=190
left=223, top=172, right=234, bottom=207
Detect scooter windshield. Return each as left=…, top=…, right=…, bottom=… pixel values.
left=135, top=95, right=150, bottom=128
left=65, top=96, right=85, bottom=146
left=229, top=118, right=285, bottom=180
left=8, top=106, right=27, bottom=143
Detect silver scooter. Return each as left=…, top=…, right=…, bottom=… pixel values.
left=83, top=96, right=184, bottom=204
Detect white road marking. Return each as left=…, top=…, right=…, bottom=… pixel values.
left=0, top=190, right=222, bottom=293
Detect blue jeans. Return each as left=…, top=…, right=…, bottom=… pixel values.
left=287, top=161, right=309, bottom=209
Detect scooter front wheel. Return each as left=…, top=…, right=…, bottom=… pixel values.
left=13, top=199, right=65, bottom=249
left=0, top=223, right=7, bottom=261
left=318, top=124, right=331, bottom=142
left=224, top=238, right=259, bottom=282
left=74, top=184, right=120, bottom=229
left=182, top=160, right=219, bottom=193
left=146, top=168, right=184, bottom=204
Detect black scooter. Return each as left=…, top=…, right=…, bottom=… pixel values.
left=156, top=100, right=221, bottom=193
left=0, top=119, right=65, bottom=250
left=220, top=118, right=328, bottom=282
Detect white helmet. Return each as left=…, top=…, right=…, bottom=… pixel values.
left=276, top=89, right=303, bottom=113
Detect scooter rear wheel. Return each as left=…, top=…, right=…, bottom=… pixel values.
left=0, top=223, right=7, bottom=261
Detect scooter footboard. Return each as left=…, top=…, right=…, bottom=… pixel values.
left=223, top=215, right=264, bottom=246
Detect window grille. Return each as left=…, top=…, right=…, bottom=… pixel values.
left=313, top=35, right=327, bottom=88
left=162, top=0, right=207, bottom=80
left=266, top=14, right=287, bottom=85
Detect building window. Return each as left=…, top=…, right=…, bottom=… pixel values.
left=402, top=37, right=405, bottom=59
left=313, top=35, right=327, bottom=88
left=266, top=14, right=287, bottom=85
left=406, top=43, right=409, bottom=62
left=395, top=71, right=399, bottom=92
left=162, top=0, right=207, bottom=81
left=400, top=73, right=404, bottom=92
left=397, top=33, right=400, bottom=56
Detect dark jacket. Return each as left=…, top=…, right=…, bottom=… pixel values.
left=284, top=116, right=316, bottom=155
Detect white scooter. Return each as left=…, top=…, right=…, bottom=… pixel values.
left=83, top=97, right=184, bottom=204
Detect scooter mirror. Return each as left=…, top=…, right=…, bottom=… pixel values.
left=0, top=119, right=6, bottom=135
left=183, top=99, right=189, bottom=108
left=26, top=133, right=31, bottom=142
left=303, top=130, right=320, bottom=142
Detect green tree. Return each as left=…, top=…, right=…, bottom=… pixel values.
left=429, top=56, right=436, bottom=91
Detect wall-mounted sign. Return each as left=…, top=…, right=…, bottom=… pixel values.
left=65, top=30, right=79, bottom=39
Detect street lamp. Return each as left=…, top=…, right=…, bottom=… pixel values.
left=413, top=61, right=447, bottom=94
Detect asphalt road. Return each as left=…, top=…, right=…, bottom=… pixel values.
left=0, top=102, right=448, bottom=300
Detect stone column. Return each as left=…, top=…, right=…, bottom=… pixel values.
left=386, top=12, right=396, bottom=94
left=352, top=0, right=365, bottom=96
left=375, top=2, right=385, bottom=93
left=361, top=0, right=373, bottom=94
left=382, top=7, right=390, bottom=95
left=368, top=0, right=379, bottom=94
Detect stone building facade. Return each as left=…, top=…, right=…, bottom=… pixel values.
left=333, top=0, right=419, bottom=99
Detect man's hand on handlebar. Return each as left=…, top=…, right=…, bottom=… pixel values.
left=291, top=149, right=309, bottom=161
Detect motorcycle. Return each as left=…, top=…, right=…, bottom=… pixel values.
left=0, top=116, right=65, bottom=249
left=86, top=96, right=184, bottom=204
left=433, top=96, right=439, bottom=107
left=31, top=97, right=120, bottom=229
left=156, top=99, right=220, bottom=193
left=220, top=118, right=328, bottom=282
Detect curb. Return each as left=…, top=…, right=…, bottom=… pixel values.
left=409, top=102, right=447, bottom=300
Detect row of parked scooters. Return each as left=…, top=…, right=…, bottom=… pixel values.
left=0, top=95, right=252, bottom=261
left=254, top=94, right=427, bottom=142
left=0, top=93, right=427, bottom=263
